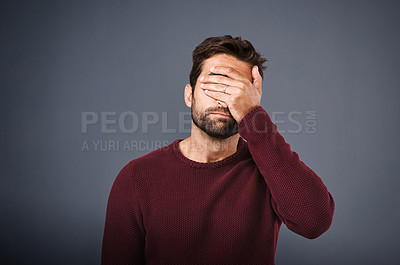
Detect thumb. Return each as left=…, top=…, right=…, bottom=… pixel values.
left=252, top=65, right=262, bottom=91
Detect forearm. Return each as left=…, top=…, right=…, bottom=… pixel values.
left=238, top=106, right=335, bottom=239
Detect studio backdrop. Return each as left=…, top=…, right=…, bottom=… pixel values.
left=1, top=0, right=400, bottom=264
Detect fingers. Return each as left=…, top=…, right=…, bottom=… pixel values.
left=203, top=89, right=230, bottom=105
left=216, top=100, right=228, bottom=108
left=199, top=68, right=250, bottom=95
left=209, top=66, right=249, bottom=83
left=200, top=83, right=234, bottom=95
left=199, top=74, right=244, bottom=90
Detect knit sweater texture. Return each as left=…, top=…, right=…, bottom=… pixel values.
left=101, top=106, right=335, bottom=264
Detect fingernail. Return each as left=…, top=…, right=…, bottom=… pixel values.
left=204, top=90, right=208, bottom=93
left=210, top=66, right=215, bottom=71
left=200, top=76, right=204, bottom=81
left=200, top=83, right=204, bottom=88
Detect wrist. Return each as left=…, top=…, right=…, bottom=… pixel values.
left=236, top=105, right=261, bottom=123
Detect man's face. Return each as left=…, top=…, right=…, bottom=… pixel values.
left=190, top=54, right=253, bottom=139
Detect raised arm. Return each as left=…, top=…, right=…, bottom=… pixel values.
left=238, top=106, right=335, bottom=239
left=200, top=64, right=334, bottom=239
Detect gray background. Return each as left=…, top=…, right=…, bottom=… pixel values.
left=1, top=0, right=399, bottom=264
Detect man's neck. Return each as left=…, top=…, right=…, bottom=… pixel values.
left=178, top=124, right=240, bottom=163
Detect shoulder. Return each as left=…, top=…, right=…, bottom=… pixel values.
left=117, top=140, right=179, bottom=179
left=130, top=140, right=176, bottom=167
left=112, top=140, right=175, bottom=185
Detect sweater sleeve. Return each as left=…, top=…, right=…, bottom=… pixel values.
left=238, top=106, right=335, bottom=239
left=101, top=161, right=146, bottom=264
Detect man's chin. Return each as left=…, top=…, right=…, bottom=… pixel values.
left=203, top=126, right=239, bottom=139
left=205, top=132, right=237, bottom=139
left=192, top=113, right=238, bottom=139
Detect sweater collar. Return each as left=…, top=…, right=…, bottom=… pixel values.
left=171, top=136, right=247, bottom=169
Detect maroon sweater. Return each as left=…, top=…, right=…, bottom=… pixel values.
left=101, top=106, right=335, bottom=264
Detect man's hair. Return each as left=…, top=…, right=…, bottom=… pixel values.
left=189, top=35, right=267, bottom=91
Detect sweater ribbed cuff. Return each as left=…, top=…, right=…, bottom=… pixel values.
left=238, top=106, right=277, bottom=142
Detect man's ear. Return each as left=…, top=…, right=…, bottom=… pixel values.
left=184, top=84, right=193, bottom=108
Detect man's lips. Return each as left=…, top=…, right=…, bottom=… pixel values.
left=210, top=112, right=232, bottom=118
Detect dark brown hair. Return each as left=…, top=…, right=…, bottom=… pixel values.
left=189, top=35, right=267, bottom=91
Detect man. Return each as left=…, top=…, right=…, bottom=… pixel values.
left=101, top=35, right=335, bottom=264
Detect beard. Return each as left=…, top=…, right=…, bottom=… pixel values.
left=191, top=98, right=238, bottom=139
